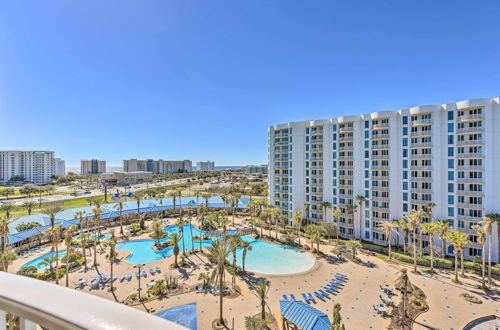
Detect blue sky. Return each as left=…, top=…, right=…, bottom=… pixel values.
left=1, top=1, right=499, bottom=166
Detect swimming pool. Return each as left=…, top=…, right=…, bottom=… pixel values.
left=117, top=224, right=315, bottom=275
left=156, top=303, right=197, bottom=329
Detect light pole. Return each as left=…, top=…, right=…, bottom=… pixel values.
left=134, top=264, right=145, bottom=301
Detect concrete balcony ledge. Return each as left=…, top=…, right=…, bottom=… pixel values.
left=0, top=272, right=186, bottom=330
left=458, top=113, right=483, bottom=121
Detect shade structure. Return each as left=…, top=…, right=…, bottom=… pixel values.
left=280, top=300, right=331, bottom=330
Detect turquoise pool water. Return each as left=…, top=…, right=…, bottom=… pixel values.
left=21, top=232, right=111, bottom=270
left=156, top=303, right=197, bottom=329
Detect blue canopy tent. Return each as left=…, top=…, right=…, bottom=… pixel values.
left=280, top=300, right=331, bottom=330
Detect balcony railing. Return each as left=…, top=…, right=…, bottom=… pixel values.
left=409, top=176, right=433, bottom=182
left=456, top=152, right=484, bottom=159
left=338, top=145, right=353, bottom=151
left=456, top=140, right=484, bottom=146
left=410, top=130, right=432, bottom=137
left=457, top=190, right=484, bottom=197
left=458, top=113, right=483, bottom=121
left=410, top=153, right=432, bottom=159
left=457, top=177, right=484, bottom=184
left=456, top=165, right=484, bottom=171
left=372, top=133, right=390, bottom=140
left=339, top=126, right=354, bottom=133
left=339, top=136, right=354, bottom=142
left=372, top=122, right=389, bottom=129
left=0, top=272, right=186, bottom=330
left=411, top=118, right=432, bottom=126
left=456, top=126, right=483, bottom=134
left=410, top=142, right=433, bottom=148
left=457, top=202, right=484, bottom=210
left=371, top=154, right=389, bottom=160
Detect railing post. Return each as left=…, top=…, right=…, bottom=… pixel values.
left=0, top=310, right=6, bottom=330
left=20, top=318, right=36, bottom=330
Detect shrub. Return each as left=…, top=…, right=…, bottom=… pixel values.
left=412, top=297, right=428, bottom=310
left=17, top=266, right=38, bottom=277
left=16, top=222, right=41, bottom=232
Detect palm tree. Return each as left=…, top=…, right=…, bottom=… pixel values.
left=483, top=213, right=500, bottom=285
left=355, top=195, right=367, bottom=240
left=304, top=224, right=317, bottom=250
left=0, top=203, right=15, bottom=220
left=0, top=250, right=17, bottom=272
left=115, top=198, right=125, bottom=235
left=252, top=280, right=270, bottom=321
left=198, top=272, right=211, bottom=287
left=394, top=219, right=409, bottom=253
left=346, top=239, right=361, bottom=259
left=63, top=225, right=77, bottom=287
left=78, top=232, right=90, bottom=271
left=133, top=193, right=143, bottom=216
left=406, top=209, right=424, bottom=272
left=38, top=255, right=57, bottom=273
left=0, top=218, right=9, bottom=253
left=436, top=220, right=451, bottom=258
left=23, top=201, right=37, bottom=215
left=345, top=204, right=357, bottom=238
left=380, top=221, right=395, bottom=259
left=229, top=235, right=242, bottom=269
left=92, top=207, right=102, bottom=239
left=230, top=195, right=240, bottom=226
left=331, top=303, right=345, bottom=330
left=303, top=203, right=310, bottom=225
left=472, top=224, right=487, bottom=290
left=332, top=208, right=342, bottom=243
left=293, top=211, right=302, bottom=245
left=421, top=202, right=436, bottom=257
left=216, top=212, right=231, bottom=237
left=105, top=230, right=118, bottom=294
left=74, top=211, right=85, bottom=232
left=169, top=190, right=177, bottom=213
left=245, top=316, right=269, bottom=330
left=321, top=201, right=331, bottom=223
left=169, top=233, right=180, bottom=268
left=151, top=219, right=165, bottom=247
left=48, top=225, right=63, bottom=284
left=447, top=231, right=470, bottom=282
left=421, top=222, right=439, bottom=272
left=240, top=240, right=252, bottom=273
left=42, top=204, right=64, bottom=228
left=208, top=240, right=232, bottom=326
left=267, top=207, right=280, bottom=238
left=176, top=216, right=187, bottom=255
left=394, top=268, right=413, bottom=327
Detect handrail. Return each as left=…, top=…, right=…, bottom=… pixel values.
left=0, top=272, right=187, bottom=330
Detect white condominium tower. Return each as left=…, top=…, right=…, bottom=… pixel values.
left=196, top=161, right=215, bottom=171
left=268, top=97, right=499, bottom=262
left=81, top=159, right=106, bottom=175
left=0, top=151, right=55, bottom=184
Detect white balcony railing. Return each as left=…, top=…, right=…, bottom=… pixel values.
left=0, top=272, right=186, bottom=330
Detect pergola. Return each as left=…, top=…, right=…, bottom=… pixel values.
left=280, top=300, right=331, bottom=330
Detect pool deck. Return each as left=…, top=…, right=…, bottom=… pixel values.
left=10, top=215, right=500, bottom=330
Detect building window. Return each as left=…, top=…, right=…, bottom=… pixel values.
left=448, top=195, right=454, bottom=204
left=403, top=138, right=408, bottom=147
left=403, top=116, right=408, bottom=125
left=448, top=171, right=454, bottom=180
left=448, top=147, right=454, bottom=156
left=364, top=131, right=369, bottom=139
left=448, top=183, right=454, bottom=193
left=448, top=207, right=454, bottom=217
left=403, top=182, right=408, bottom=190
left=403, top=127, right=408, bottom=136
left=448, top=159, right=454, bottom=169
left=448, top=123, right=454, bottom=133
left=448, top=135, right=454, bottom=144
left=447, top=111, right=454, bottom=121
left=365, top=121, right=369, bottom=128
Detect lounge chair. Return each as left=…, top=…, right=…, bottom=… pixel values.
left=142, top=270, right=147, bottom=277
left=301, top=293, right=310, bottom=302
left=127, top=274, right=132, bottom=281
left=314, top=292, right=324, bottom=300
left=135, top=272, right=140, bottom=278
left=330, top=280, right=344, bottom=286
left=155, top=267, right=161, bottom=273
left=290, top=294, right=298, bottom=302
left=119, top=275, right=125, bottom=282
left=325, top=286, right=338, bottom=293
left=307, top=293, right=316, bottom=303
left=282, top=295, right=289, bottom=301
left=319, top=290, right=330, bottom=298
left=149, top=268, right=155, bottom=275
left=195, top=285, right=200, bottom=293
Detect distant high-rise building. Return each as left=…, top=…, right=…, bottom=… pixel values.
left=53, top=158, right=66, bottom=176
left=0, top=150, right=54, bottom=184
left=81, top=159, right=106, bottom=175
left=242, top=164, right=268, bottom=175
left=196, top=161, right=215, bottom=171
left=123, top=159, right=192, bottom=174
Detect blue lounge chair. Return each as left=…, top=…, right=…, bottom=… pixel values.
left=202, top=285, right=207, bottom=292
left=325, top=286, right=338, bottom=293
left=127, top=274, right=132, bottom=281
left=319, top=290, right=330, bottom=298
left=135, top=272, right=140, bottom=278
left=301, top=293, right=310, bottom=302
left=314, top=292, right=324, bottom=300
left=290, top=294, right=298, bottom=302
left=307, top=293, right=316, bottom=303
left=119, top=275, right=125, bottom=282
left=336, top=273, right=348, bottom=277
left=335, top=275, right=347, bottom=281
left=330, top=280, right=344, bottom=286
left=195, top=285, right=199, bottom=293
left=282, top=295, right=289, bottom=301
left=155, top=267, right=161, bottom=273
left=142, top=270, right=147, bottom=277
left=149, top=268, right=155, bottom=275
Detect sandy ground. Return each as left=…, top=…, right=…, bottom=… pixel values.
left=10, top=216, right=500, bottom=330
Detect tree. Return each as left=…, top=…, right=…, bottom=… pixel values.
left=330, top=303, right=345, bottom=330
left=0, top=203, right=15, bottom=220
left=447, top=231, right=471, bottom=282
left=303, top=203, right=310, bottom=224
left=345, top=204, right=357, bottom=238
left=421, top=222, right=439, bottom=272
left=0, top=250, right=16, bottom=272
left=472, top=224, right=487, bottom=290
left=483, top=213, right=500, bottom=285
left=240, top=240, right=253, bottom=272
left=304, top=224, right=317, bottom=250
left=355, top=195, right=367, bottom=240
left=38, top=255, right=57, bottom=273
left=23, top=201, right=37, bottom=216
left=63, top=225, right=77, bottom=287
left=229, top=235, right=242, bottom=269
left=245, top=316, right=268, bottom=330
left=208, top=240, right=232, bottom=326
left=78, top=233, right=90, bottom=271
left=252, top=280, right=270, bottom=321
left=436, top=220, right=451, bottom=258
left=230, top=194, right=240, bottom=226
left=0, top=218, right=9, bottom=253
left=115, top=198, right=125, bottom=235
left=42, top=204, right=64, bottom=228
left=151, top=219, right=166, bottom=247
left=332, top=208, right=342, bottom=243
left=105, top=230, right=118, bottom=295
left=346, top=239, right=361, bottom=259
left=421, top=202, right=436, bottom=257
left=293, top=211, right=302, bottom=245
left=176, top=216, right=187, bottom=256
left=406, top=209, right=424, bottom=273
left=321, top=201, right=332, bottom=223
left=321, top=221, right=337, bottom=245
left=394, top=219, right=409, bottom=253
left=394, top=268, right=413, bottom=327
left=48, top=225, right=63, bottom=284
left=169, top=233, right=180, bottom=268
left=380, top=221, right=395, bottom=259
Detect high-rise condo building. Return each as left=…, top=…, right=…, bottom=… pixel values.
left=268, top=97, right=499, bottom=262
left=52, top=158, right=66, bottom=176
left=196, top=161, right=215, bottom=171
left=242, top=165, right=268, bottom=175
left=123, top=159, right=192, bottom=174
left=80, top=159, right=106, bottom=175
left=0, top=151, right=55, bottom=184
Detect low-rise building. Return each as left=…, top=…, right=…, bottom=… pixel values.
left=243, top=164, right=268, bottom=175
left=101, top=171, right=152, bottom=186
